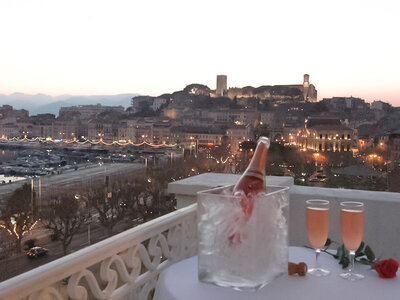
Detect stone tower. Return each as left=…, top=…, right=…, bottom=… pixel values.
left=303, top=74, right=310, bottom=101
left=216, top=75, right=227, bottom=97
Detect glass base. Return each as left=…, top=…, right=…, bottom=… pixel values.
left=308, top=267, right=330, bottom=277
left=340, top=272, right=364, bottom=281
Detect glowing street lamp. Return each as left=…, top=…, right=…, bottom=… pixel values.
left=313, top=152, right=320, bottom=167
left=369, top=154, right=377, bottom=168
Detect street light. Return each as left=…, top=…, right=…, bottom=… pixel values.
left=369, top=154, right=377, bottom=168
left=313, top=153, right=320, bottom=168
left=75, top=194, right=92, bottom=246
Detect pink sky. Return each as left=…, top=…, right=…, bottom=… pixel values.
left=0, top=0, right=399, bottom=106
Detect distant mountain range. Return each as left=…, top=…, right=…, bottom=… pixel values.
left=0, top=93, right=140, bottom=116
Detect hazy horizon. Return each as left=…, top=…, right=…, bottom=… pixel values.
left=0, top=88, right=397, bottom=107
left=0, top=0, right=399, bottom=106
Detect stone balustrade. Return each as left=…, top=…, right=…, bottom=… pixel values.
left=0, top=204, right=197, bottom=300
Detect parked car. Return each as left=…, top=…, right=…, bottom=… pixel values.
left=26, top=247, right=49, bottom=258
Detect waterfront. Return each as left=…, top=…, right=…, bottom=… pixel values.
left=0, top=175, right=26, bottom=184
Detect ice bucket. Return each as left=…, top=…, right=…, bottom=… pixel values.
left=197, top=185, right=289, bottom=291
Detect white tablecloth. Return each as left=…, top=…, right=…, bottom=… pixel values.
left=154, top=247, right=399, bottom=300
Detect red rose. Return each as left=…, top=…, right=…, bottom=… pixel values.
left=374, top=259, right=399, bottom=278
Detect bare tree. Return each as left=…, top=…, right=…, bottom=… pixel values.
left=120, top=177, right=149, bottom=222
left=145, top=175, right=164, bottom=218
left=85, top=181, right=125, bottom=236
left=253, top=124, right=270, bottom=141
left=0, top=230, right=15, bottom=281
left=140, top=167, right=178, bottom=218
left=41, top=192, right=86, bottom=255
left=0, top=183, right=38, bottom=253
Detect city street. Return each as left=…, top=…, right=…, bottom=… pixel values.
left=0, top=218, right=136, bottom=282
left=0, top=162, right=145, bottom=206
left=0, top=160, right=159, bottom=282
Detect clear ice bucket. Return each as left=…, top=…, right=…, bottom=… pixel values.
left=197, top=185, right=290, bottom=291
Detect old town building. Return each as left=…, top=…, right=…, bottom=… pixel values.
left=297, top=117, right=354, bottom=152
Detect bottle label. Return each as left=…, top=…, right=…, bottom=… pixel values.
left=244, top=169, right=265, bottom=181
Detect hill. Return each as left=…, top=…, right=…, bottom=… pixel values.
left=0, top=93, right=140, bottom=116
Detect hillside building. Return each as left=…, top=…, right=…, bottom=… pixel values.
left=59, top=104, right=124, bottom=119
left=0, top=105, right=29, bottom=121
left=297, top=116, right=354, bottom=152
left=216, top=74, right=317, bottom=102
left=388, top=131, right=400, bottom=168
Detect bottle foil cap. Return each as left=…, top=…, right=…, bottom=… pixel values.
left=258, top=136, right=270, bottom=149
left=244, top=169, right=265, bottom=181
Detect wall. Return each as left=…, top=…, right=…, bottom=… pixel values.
left=169, top=173, right=400, bottom=260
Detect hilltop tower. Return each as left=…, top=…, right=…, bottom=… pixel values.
left=303, top=74, right=310, bottom=88
left=303, top=74, right=310, bottom=101
left=216, top=75, right=227, bottom=97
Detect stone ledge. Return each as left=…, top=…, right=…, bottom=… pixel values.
left=168, top=173, right=294, bottom=197
left=168, top=173, right=294, bottom=208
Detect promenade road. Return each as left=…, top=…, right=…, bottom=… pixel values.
left=0, top=163, right=145, bottom=206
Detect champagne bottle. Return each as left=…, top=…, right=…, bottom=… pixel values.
left=233, top=136, right=270, bottom=196
left=229, top=137, right=270, bottom=245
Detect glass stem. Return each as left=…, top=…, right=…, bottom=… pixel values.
left=349, top=250, right=355, bottom=273
left=315, top=248, right=321, bottom=269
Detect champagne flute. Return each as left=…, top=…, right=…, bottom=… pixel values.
left=306, top=199, right=330, bottom=276
left=340, top=201, right=364, bottom=281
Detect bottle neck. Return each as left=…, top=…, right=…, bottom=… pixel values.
left=244, top=139, right=268, bottom=181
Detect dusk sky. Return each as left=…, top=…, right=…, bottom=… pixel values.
left=0, top=0, right=399, bottom=105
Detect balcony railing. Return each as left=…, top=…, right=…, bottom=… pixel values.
left=0, top=204, right=197, bottom=300
left=1, top=173, right=400, bottom=299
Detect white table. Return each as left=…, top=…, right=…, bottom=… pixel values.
left=154, top=247, right=399, bottom=300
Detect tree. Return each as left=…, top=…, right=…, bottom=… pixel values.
left=0, top=230, right=14, bottom=281
left=41, top=192, right=86, bottom=255
left=85, top=181, right=125, bottom=236
left=120, top=177, right=149, bottom=222
left=142, top=167, right=175, bottom=219
left=122, top=166, right=179, bottom=221
left=0, top=184, right=38, bottom=253
left=240, top=141, right=257, bottom=151
left=253, top=124, right=270, bottom=141
left=145, top=175, right=167, bottom=218
left=209, top=135, right=231, bottom=164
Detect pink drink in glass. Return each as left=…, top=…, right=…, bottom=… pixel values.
left=341, top=209, right=364, bottom=251
left=307, top=207, right=329, bottom=249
